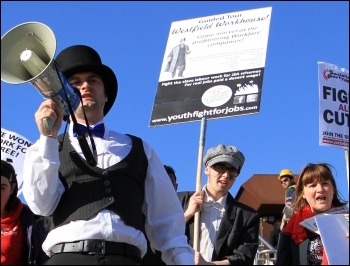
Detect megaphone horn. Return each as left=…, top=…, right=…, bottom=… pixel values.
left=1, top=22, right=80, bottom=133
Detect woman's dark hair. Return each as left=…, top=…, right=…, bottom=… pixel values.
left=1, top=160, right=18, bottom=211
left=293, top=163, right=347, bottom=211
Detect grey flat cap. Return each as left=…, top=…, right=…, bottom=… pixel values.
left=203, top=144, right=245, bottom=173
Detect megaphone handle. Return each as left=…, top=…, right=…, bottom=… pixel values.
left=43, top=118, right=55, bottom=135
left=41, top=93, right=66, bottom=135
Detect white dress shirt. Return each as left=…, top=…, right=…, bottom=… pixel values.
left=22, top=121, right=194, bottom=265
left=199, top=185, right=226, bottom=262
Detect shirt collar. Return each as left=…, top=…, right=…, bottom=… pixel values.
left=202, top=185, right=228, bottom=208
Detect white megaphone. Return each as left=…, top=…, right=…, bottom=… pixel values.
left=1, top=22, right=80, bottom=133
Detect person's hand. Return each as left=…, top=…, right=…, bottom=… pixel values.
left=194, top=251, right=214, bottom=265
left=184, top=191, right=203, bottom=222
left=35, top=99, right=63, bottom=138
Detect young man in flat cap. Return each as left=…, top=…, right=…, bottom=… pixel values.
left=22, top=45, right=194, bottom=265
left=177, top=144, right=260, bottom=265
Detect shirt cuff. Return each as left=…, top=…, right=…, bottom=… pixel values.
left=39, top=134, right=59, bottom=161
left=173, top=252, right=194, bottom=265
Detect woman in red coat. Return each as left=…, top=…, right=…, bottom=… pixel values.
left=276, top=163, right=348, bottom=265
left=1, top=160, right=48, bottom=265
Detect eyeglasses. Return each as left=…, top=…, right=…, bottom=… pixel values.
left=212, top=163, right=239, bottom=177
left=280, top=177, right=290, bottom=184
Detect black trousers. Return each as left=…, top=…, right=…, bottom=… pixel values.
left=44, top=253, right=141, bottom=265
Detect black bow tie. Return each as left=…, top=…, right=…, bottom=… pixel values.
left=73, top=123, right=105, bottom=138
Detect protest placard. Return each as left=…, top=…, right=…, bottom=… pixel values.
left=318, top=62, right=349, bottom=149
left=1, top=127, right=33, bottom=196
left=150, top=7, right=272, bottom=127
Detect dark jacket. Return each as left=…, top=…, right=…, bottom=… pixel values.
left=164, top=44, right=190, bottom=72
left=21, top=205, right=49, bottom=265
left=141, top=243, right=165, bottom=265
left=177, top=191, right=260, bottom=265
left=276, top=230, right=310, bottom=265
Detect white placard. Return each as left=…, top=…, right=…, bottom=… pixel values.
left=1, top=127, right=33, bottom=196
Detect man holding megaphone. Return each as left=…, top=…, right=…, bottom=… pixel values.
left=21, top=44, right=194, bottom=265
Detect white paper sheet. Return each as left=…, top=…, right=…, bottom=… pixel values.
left=314, top=214, right=349, bottom=265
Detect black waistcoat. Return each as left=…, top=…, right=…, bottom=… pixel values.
left=49, top=134, right=148, bottom=232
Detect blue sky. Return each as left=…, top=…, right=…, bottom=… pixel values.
left=1, top=1, right=349, bottom=203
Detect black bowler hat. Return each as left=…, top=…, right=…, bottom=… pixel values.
left=55, top=45, right=118, bottom=117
